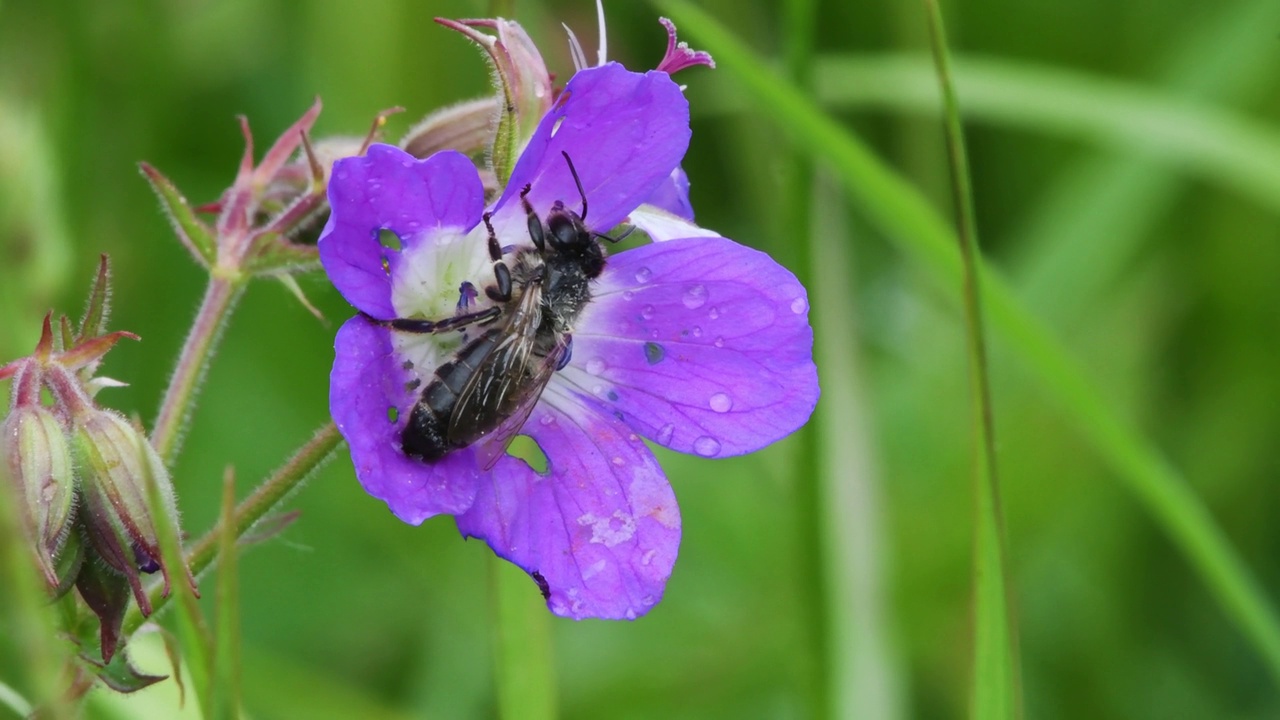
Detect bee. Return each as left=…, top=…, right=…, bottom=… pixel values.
left=375, top=153, right=615, bottom=468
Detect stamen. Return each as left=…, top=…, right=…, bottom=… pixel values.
left=457, top=281, right=479, bottom=310
left=595, top=0, right=608, bottom=66
left=564, top=23, right=588, bottom=72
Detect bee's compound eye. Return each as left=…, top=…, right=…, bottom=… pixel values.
left=547, top=213, right=583, bottom=250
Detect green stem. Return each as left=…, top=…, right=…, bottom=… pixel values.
left=151, top=276, right=246, bottom=465
left=124, top=422, right=342, bottom=635
left=778, top=1, right=829, bottom=717
left=921, top=1, right=1022, bottom=718
left=491, top=557, right=557, bottom=720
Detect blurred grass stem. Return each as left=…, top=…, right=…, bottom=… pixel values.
left=921, top=1, right=1022, bottom=717
left=491, top=558, right=557, bottom=720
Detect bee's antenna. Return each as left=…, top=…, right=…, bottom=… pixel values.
left=594, top=225, right=636, bottom=244
left=561, top=150, right=587, bottom=222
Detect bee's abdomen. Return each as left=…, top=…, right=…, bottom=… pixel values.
left=400, top=332, right=499, bottom=462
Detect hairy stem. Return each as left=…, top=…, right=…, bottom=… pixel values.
left=124, top=422, right=343, bottom=634
left=151, top=276, right=246, bottom=465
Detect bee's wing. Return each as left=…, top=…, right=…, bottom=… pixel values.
left=472, top=335, right=569, bottom=471
left=449, top=280, right=552, bottom=467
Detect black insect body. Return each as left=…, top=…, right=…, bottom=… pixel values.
left=386, top=155, right=610, bottom=467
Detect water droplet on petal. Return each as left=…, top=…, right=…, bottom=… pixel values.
left=657, top=424, right=675, bottom=445
left=693, top=436, right=721, bottom=457
left=709, top=393, right=733, bottom=413
left=540, top=414, right=554, bottom=426
left=586, top=358, right=606, bottom=375
left=682, top=284, right=708, bottom=309
left=714, top=337, right=725, bottom=348
left=791, top=297, right=808, bottom=314
left=640, top=304, right=655, bottom=320
left=708, top=306, right=719, bottom=320
left=641, top=549, right=657, bottom=566
left=691, top=326, right=703, bottom=338
left=622, top=290, right=635, bottom=301
left=634, top=266, right=653, bottom=283
left=612, top=456, right=625, bottom=467
left=649, top=329, right=659, bottom=339
left=643, top=342, right=665, bottom=365
left=592, top=384, right=605, bottom=397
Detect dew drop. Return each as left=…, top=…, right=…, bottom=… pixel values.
left=612, top=456, right=625, bottom=467
left=634, top=266, right=653, bottom=283
left=791, top=297, right=808, bottom=314
left=369, top=182, right=382, bottom=193
left=714, top=337, right=725, bottom=348
left=622, top=290, right=635, bottom=301
left=709, top=393, right=733, bottom=413
left=708, top=306, right=720, bottom=320
left=624, top=609, right=637, bottom=620
left=657, top=424, right=675, bottom=445
left=586, top=358, right=606, bottom=375
left=682, top=284, right=708, bottom=309
left=592, top=384, right=605, bottom=397
left=691, top=326, right=703, bottom=338
left=643, top=342, right=665, bottom=365
left=693, top=436, right=721, bottom=457
left=540, top=414, right=555, bottom=426
left=649, top=329, right=659, bottom=339
left=640, top=304, right=655, bottom=320
left=641, top=548, right=657, bottom=566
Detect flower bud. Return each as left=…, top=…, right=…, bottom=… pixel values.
left=2, top=402, right=77, bottom=588
left=73, top=409, right=186, bottom=615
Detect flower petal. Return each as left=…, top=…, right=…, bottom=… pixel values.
left=627, top=205, right=720, bottom=243
left=562, top=237, right=818, bottom=457
left=319, top=146, right=485, bottom=319
left=330, top=314, right=480, bottom=523
left=494, top=63, right=690, bottom=234
left=643, top=166, right=694, bottom=220
left=456, top=387, right=681, bottom=620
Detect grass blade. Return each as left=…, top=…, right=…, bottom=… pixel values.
left=211, top=467, right=243, bottom=720
left=491, top=557, right=557, bottom=720
left=919, top=5, right=1021, bottom=718
left=656, top=0, right=1280, bottom=685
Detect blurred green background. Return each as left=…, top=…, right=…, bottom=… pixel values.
left=2, top=0, right=1280, bottom=718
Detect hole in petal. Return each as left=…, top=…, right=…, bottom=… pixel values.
left=550, top=116, right=566, bottom=138
left=644, top=342, right=665, bottom=364
left=387, top=406, right=399, bottom=424
left=378, top=227, right=403, bottom=251
left=507, top=434, right=549, bottom=475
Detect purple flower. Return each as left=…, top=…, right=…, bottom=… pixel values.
left=318, top=62, right=818, bottom=620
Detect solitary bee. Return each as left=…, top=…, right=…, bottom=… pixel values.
left=375, top=153, right=614, bottom=467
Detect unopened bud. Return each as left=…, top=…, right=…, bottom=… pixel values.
left=1, top=403, right=77, bottom=589
left=73, top=409, right=186, bottom=615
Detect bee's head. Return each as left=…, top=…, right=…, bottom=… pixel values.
left=547, top=202, right=605, bottom=278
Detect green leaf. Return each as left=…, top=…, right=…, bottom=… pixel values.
left=138, top=162, right=217, bottom=269
left=91, top=646, right=167, bottom=694
left=656, top=0, right=1280, bottom=686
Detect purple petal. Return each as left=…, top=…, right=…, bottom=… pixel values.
left=643, top=166, right=694, bottom=221
left=330, top=315, right=480, bottom=523
left=562, top=237, right=818, bottom=457
left=319, top=146, right=485, bottom=319
left=493, top=63, right=690, bottom=233
left=456, top=388, right=681, bottom=620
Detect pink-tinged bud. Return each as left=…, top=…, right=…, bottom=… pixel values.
left=72, top=409, right=190, bottom=616
left=2, top=401, right=78, bottom=589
